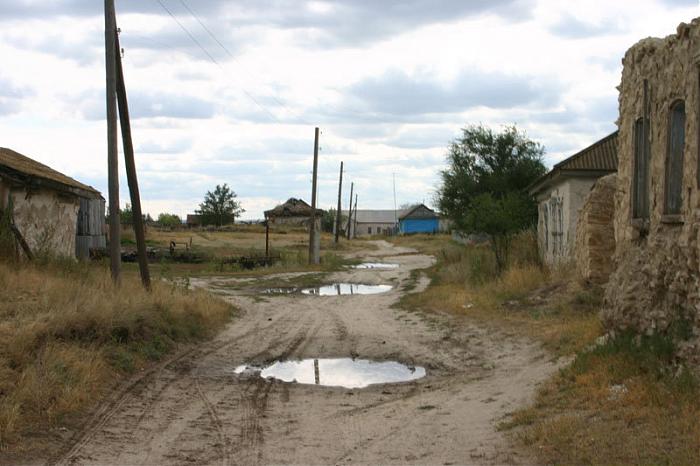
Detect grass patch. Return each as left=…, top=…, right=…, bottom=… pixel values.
left=0, top=260, right=234, bottom=454
left=503, top=328, right=700, bottom=465
left=392, top=232, right=600, bottom=356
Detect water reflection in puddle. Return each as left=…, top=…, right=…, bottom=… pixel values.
left=233, top=358, right=425, bottom=388
left=352, top=262, right=400, bottom=270
left=301, top=283, right=392, bottom=296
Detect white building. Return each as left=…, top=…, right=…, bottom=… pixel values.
left=529, top=132, right=618, bottom=265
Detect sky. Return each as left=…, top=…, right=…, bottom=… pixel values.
left=0, top=0, right=699, bottom=220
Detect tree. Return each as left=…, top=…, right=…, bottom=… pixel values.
left=157, top=213, right=182, bottom=228
left=436, top=124, right=546, bottom=272
left=196, top=184, right=244, bottom=226
left=322, top=208, right=347, bottom=233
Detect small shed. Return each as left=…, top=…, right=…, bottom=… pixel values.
left=0, top=147, right=105, bottom=260
left=186, top=214, right=202, bottom=228
left=399, top=204, right=440, bottom=234
left=264, top=198, right=324, bottom=226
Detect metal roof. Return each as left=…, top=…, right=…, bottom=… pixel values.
left=0, top=147, right=102, bottom=198
left=342, top=209, right=401, bottom=224
left=529, top=131, right=618, bottom=195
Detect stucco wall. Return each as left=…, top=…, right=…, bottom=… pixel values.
left=10, top=188, right=79, bottom=258
left=603, top=19, right=700, bottom=362
left=354, top=222, right=395, bottom=236
left=537, top=177, right=597, bottom=265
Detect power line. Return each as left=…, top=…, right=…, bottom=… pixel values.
left=154, top=0, right=281, bottom=123
left=178, top=0, right=312, bottom=126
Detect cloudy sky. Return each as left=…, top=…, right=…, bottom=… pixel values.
left=0, top=0, right=698, bottom=219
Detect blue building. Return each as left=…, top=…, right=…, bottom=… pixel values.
left=399, top=204, right=440, bottom=234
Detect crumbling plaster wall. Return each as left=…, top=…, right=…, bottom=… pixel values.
left=603, top=19, right=700, bottom=361
left=10, top=188, right=79, bottom=258
left=575, top=174, right=617, bottom=284
left=536, top=177, right=597, bottom=265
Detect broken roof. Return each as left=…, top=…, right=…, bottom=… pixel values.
left=264, top=198, right=324, bottom=217
left=529, top=131, right=618, bottom=196
left=0, top=147, right=102, bottom=199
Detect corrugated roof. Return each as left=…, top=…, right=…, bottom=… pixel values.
left=529, top=131, right=618, bottom=195
left=342, top=209, right=402, bottom=224
left=0, top=147, right=101, bottom=197
left=552, top=131, right=618, bottom=171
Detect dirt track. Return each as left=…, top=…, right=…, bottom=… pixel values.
left=55, top=241, right=557, bottom=466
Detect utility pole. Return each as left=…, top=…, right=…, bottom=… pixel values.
left=105, top=0, right=120, bottom=283
left=308, top=127, right=320, bottom=265
left=334, top=161, right=343, bottom=244
left=345, top=182, right=354, bottom=240
left=352, top=194, right=358, bottom=239
left=393, top=172, right=398, bottom=235
left=115, top=29, right=151, bottom=290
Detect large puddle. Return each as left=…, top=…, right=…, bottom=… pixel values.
left=234, top=358, right=425, bottom=388
left=352, top=262, right=400, bottom=270
left=301, top=283, right=392, bottom=296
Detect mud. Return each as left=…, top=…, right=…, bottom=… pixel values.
left=52, top=240, right=559, bottom=466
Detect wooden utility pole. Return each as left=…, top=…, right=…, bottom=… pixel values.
left=105, top=0, right=120, bottom=283
left=345, top=182, right=354, bottom=240
left=115, top=30, right=151, bottom=289
left=334, top=161, right=343, bottom=244
left=308, top=127, right=320, bottom=265
left=265, top=220, right=270, bottom=257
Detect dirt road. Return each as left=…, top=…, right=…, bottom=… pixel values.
left=55, top=241, right=557, bottom=465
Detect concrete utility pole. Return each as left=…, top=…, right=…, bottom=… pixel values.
left=334, top=161, right=343, bottom=244
left=105, top=0, right=120, bottom=283
left=308, top=127, right=320, bottom=265
left=352, top=194, right=358, bottom=239
left=115, top=29, right=151, bottom=290
left=345, top=182, right=354, bottom=240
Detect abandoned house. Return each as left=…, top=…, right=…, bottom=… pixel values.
left=0, top=147, right=105, bottom=260
left=603, top=18, right=700, bottom=361
left=264, top=198, right=324, bottom=227
left=529, top=131, right=618, bottom=266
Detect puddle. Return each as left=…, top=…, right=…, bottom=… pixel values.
left=301, top=283, right=392, bottom=296
left=233, top=358, right=425, bottom=388
left=352, top=262, right=400, bottom=270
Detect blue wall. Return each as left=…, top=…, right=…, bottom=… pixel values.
left=400, top=218, right=439, bottom=234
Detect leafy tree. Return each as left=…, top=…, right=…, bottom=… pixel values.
left=157, top=213, right=182, bottom=228
left=322, top=208, right=347, bottom=233
left=196, top=184, right=244, bottom=226
left=120, top=203, right=133, bottom=225
left=436, top=124, right=546, bottom=272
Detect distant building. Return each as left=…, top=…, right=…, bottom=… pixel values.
left=0, top=147, right=105, bottom=259
left=342, top=209, right=398, bottom=237
left=399, top=204, right=440, bottom=234
left=264, top=198, right=324, bottom=227
left=529, top=132, right=618, bottom=265
left=186, top=214, right=202, bottom=228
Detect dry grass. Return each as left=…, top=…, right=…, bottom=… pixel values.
left=0, top=260, right=233, bottom=453
left=395, top=234, right=700, bottom=464
left=393, top=233, right=600, bottom=356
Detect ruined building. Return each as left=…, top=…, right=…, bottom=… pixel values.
left=0, top=147, right=105, bottom=260
left=603, top=18, right=700, bottom=360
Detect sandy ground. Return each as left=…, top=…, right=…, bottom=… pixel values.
left=52, top=241, right=558, bottom=466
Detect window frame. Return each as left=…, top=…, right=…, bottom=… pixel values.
left=664, top=99, right=686, bottom=217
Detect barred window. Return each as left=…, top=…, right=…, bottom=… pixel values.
left=632, top=117, right=651, bottom=219
left=665, top=100, right=686, bottom=215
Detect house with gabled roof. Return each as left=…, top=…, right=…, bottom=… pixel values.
left=529, top=131, right=618, bottom=265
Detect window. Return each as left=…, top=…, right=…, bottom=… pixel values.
left=368, top=226, right=372, bottom=234
left=665, top=100, right=686, bottom=215
left=632, top=117, right=651, bottom=219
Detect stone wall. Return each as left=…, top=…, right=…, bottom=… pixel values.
left=575, top=174, right=617, bottom=284
left=603, top=18, right=700, bottom=362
